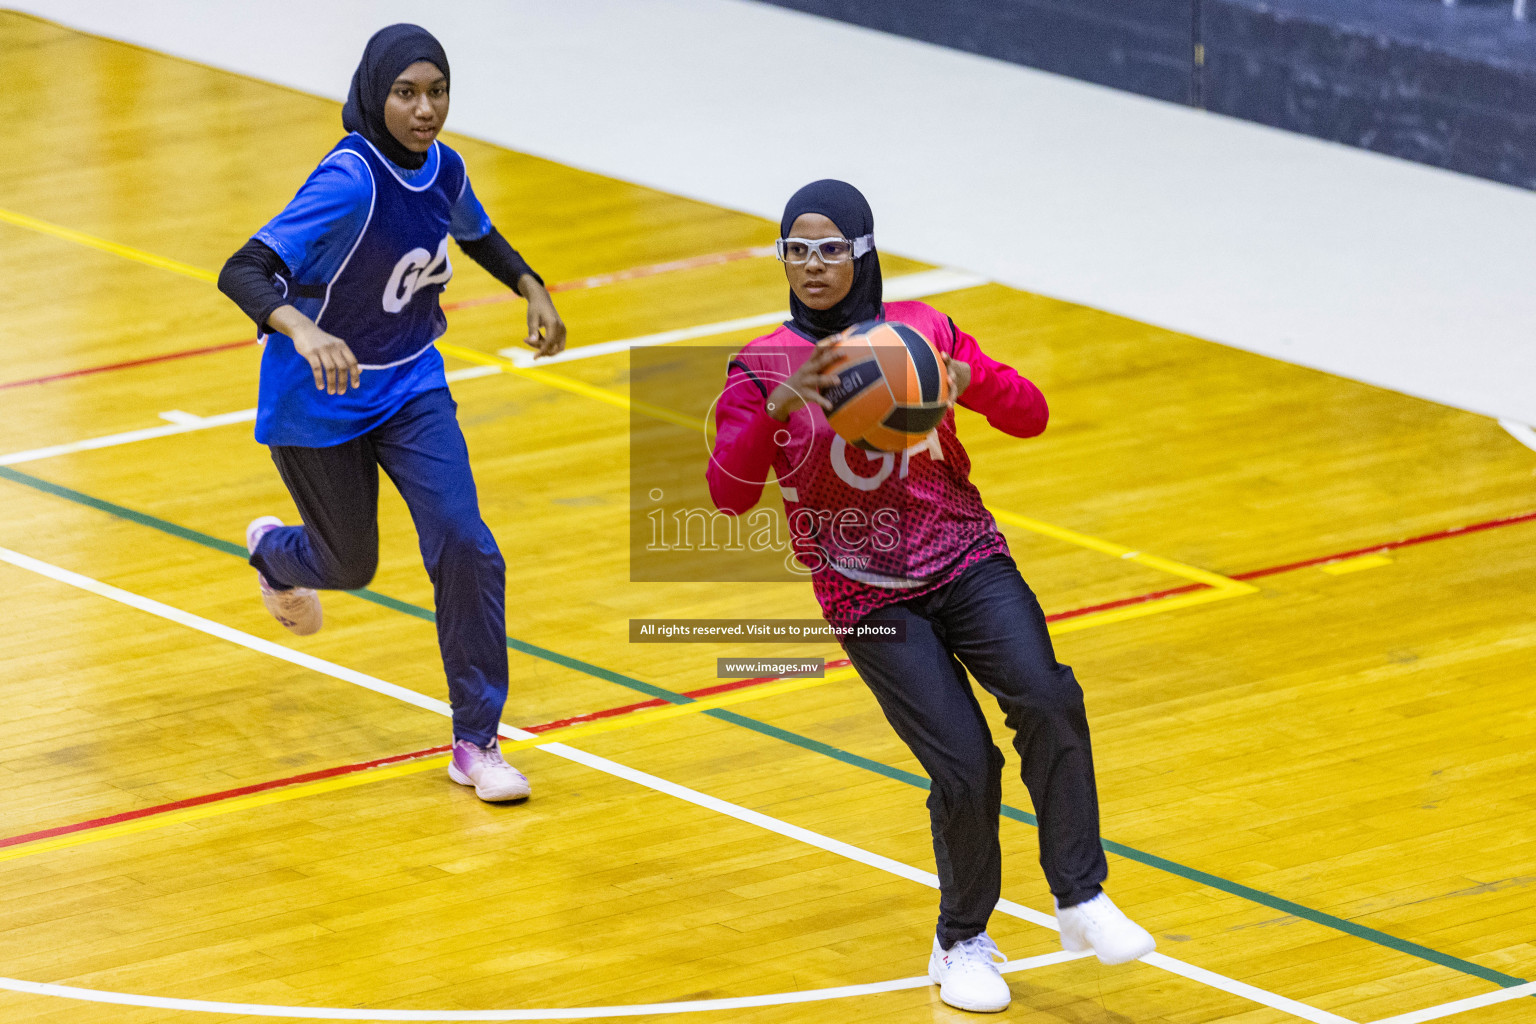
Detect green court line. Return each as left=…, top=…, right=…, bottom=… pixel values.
left=0, top=463, right=1526, bottom=991
left=706, top=710, right=1527, bottom=989
left=0, top=466, right=683, bottom=704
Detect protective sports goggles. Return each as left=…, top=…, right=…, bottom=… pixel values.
left=775, top=234, right=874, bottom=265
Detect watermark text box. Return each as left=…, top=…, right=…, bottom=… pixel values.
left=629, top=618, right=905, bottom=643
left=717, top=657, right=825, bottom=678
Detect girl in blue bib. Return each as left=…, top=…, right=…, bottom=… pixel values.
left=217, top=24, right=553, bottom=803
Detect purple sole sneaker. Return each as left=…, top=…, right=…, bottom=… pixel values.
left=449, top=738, right=531, bottom=802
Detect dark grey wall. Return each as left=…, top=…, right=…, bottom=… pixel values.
left=758, top=0, right=1197, bottom=103
left=755, top=0, right=1536, bottom=189
left=1204, top=0, right=1536, bottom=188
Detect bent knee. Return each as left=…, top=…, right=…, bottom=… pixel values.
left=440, top=518, right=500, bottom=554
left=424, top=518, right=503, bottom=571
left=926, top=752, right=1004, bottom=810
left=332, top=560, right=378, bottom=591
left=1004, top=664, right=1085, bottom=715
left=320, top=546, right=378, bottom=590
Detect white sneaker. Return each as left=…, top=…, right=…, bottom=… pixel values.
left=246, top=516, right=322, bottom=636
left=928, top=933, right=1010, bottom=1013
left=449, top=738, right=531, bottom=802
left=1056, top=892, right=1156, bottom=965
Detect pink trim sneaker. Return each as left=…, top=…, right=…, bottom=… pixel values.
left=246, top=516, right=322, bottom=636
left=449, top=738, right=531, bottom=802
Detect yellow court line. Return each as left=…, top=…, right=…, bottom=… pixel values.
left=989, top=508, right=1258, bottom=595
left=1320, top=553, right=1393, bottom=575
left=10, top=206, right=1252, bottom=619
left=0, top=206, right=217, bottom=284
left=0, top=671, right=849, bottom=865
left=504, top=668, right=851, bottom=750
left=0, top=757, right=452, bottom=865
left=436, top=341, right=703, bottom=430
left=1049, top=586, right=1250, bottom=635
left=986, top=506, right=1258, bottom=632
left=0, top=200, right=689, bottom=430
left=437, top=343, right=1255, bottom=616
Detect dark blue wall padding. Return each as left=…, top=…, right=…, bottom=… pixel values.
left=754, top=0, right=1536, bottom=190
left=1204, top=0, right=1536, bottom=189
left=754, top=0, right=1198, bottom=103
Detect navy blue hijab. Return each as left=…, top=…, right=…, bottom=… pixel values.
left=342, top=24, right=450, bottom=170
left=780, top=179, right=883, bottom=339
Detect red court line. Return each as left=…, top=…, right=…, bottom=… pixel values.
left=1230, top=509, right=1536, bottom=580
left=0, top=246, right=774, bottom=391
left=522, top=665, right=855, bottom=732
left=7, top=506, right=1533, bottom=853
left=0, top=339, right=258, bottom=392
left=0, top=669, right=825, bottom=852
left=1045, top=582, right=1206, bottom=622
left=441, top=245, right=773, bottom=312
left=0, top=744, right=452, bottom=850
left=1043, top=507, right=1536, bottom=620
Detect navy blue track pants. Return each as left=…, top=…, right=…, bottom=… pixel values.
left=249, top=387, right=508, bottom=746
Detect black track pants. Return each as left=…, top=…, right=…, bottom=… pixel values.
left=842, top=554, right=1109, bottom=949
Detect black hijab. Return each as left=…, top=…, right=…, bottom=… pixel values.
left=341, top=24, right=450, bottom=171
left=780, top=179, right=883, bottom=339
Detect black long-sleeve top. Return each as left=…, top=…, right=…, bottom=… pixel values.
left=217, top=229, right=542, bottom=330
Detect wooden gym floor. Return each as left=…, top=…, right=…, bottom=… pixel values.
left=0, top=12, right=1532, bottom=1023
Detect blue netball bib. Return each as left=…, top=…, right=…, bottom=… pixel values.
left=255, top=135, right=467, bottom=447
left=310, top=135, right=464, bottom=367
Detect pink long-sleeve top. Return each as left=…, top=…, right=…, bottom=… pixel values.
left=706, top=299, right=1049, bottom=626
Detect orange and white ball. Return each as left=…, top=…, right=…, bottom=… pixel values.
left=821, top=320, right=951, bottom=452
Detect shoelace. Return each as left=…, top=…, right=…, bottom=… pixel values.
left=1074, top=895, right=1115, bottom=927
left=947, top=934, right=1006, bottom=968
left=472, top=741, right=519, bottom=771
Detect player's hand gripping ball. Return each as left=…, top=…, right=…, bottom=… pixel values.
left=821, top=320, right=952, bottom=452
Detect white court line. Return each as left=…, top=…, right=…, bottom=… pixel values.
left=1366, top=981, right=1536, bottom=1024
left=496, top=267, right=990, bottom=367
left=1142, top=952, right=1354, bottom=1024
left=0, top=952, right=1086, bottom=1021
left=0, top=272, right=982, bottom=466
left=0, top=544, right=1361, bottom=1023
left=443, top=365, right=504, bottom=383
left=158, top=409, right=219, bottom=427
left=0, top=546, right=456, bottom=720
left=0, top=365, right=501, bottom=467
left=0, top=409, right=258, bottom=466
left=1498, top=419, right=1536, bottom=453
